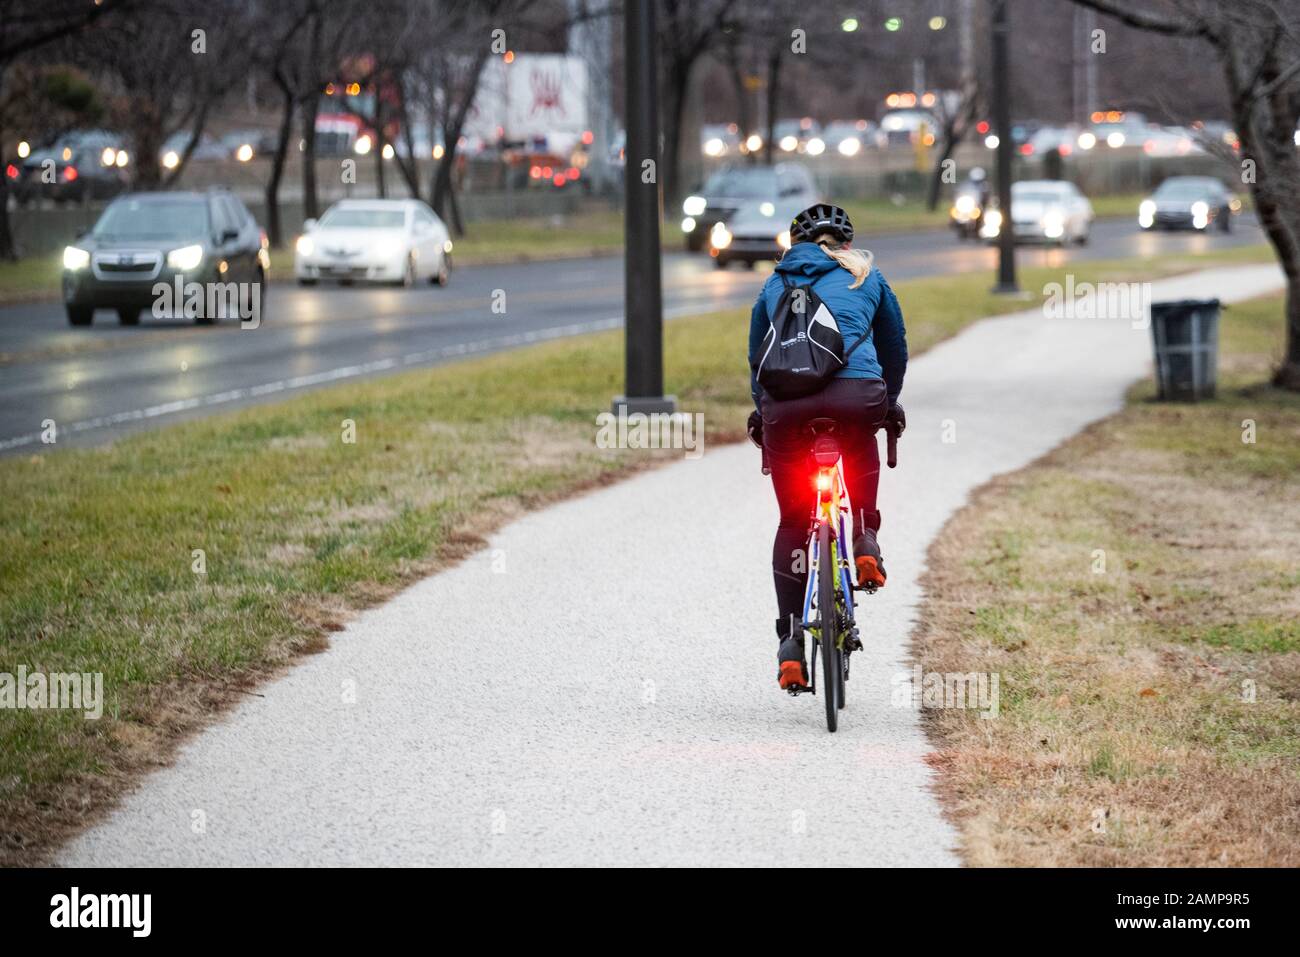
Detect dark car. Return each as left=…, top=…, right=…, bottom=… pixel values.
left=61, top=189, right=269, bottom=326
left=9, top=130, right=128, bottom=206
left=1139, top=176, right=1238, bottom=232
left=679, top=163, right=817, bottom=252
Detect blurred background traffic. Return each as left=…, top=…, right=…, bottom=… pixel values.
left=0, top=0, right=1268, bottom=289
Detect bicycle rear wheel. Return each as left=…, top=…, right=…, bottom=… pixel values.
left=818, top=521, right=840, bottom=732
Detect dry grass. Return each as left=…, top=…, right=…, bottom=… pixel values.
left=916, top=293, right=1300, bottom=866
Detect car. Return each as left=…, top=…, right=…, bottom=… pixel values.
left=700, top=123, right=740, bottom=158
left=823, top=120, right=875, bottom=157
left=1138, top=176, right=1237, bottom=232
left=979, top=180, right=1094, bottom=246
left=61, top=188, right=270, bottom=326
left=294, top=198, right=452, bottom=287
left=1086, top=111, right=1149, bottom=149
left=879, top=108, right=937, bottom=147
left=949, top=177, right=989, bottom=240
left=1138, top=126, right=1203, bottom=157
left=773, top=118, right=823, bottom=154
left=680, top=162, right=817, bottom=252
left=1022, top=124, right=1081, bottom=157
left=708, top=195, right=813, bottom=268
left=10, top=130, right=128, bottom=206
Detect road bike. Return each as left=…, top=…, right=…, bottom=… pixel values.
left=764, top=416, right=899, bottom=733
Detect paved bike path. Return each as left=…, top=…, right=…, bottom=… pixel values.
left=60, top=264, right=1284, bottom=866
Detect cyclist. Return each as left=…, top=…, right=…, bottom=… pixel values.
left=746, top=204, right=908, bottom=691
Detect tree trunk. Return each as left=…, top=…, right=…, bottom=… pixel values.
left=762, top=46, right=780, bottom=164
left=300, top=95, right=320, bottom=220
left=265, top=76, right=295, bottom=247
left=661, top=61, right=689, bottom=204
left=374, top=111, right=387, bottom=199
left=724, top=36, right=752, bottom=142
left=1224, top=56, right=1300, bottom=389
left=430, top=50, right=489, bottom=236
left=163, top=101, right=210, bottom=188
left=0, top=71, right=16, bottom=260
left=1280, top=281, right=1300, bottom=389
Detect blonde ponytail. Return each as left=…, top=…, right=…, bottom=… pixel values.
left=816, top=237, right=874, bottom=289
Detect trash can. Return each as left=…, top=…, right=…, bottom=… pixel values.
left=1150, top=298, right=1220, bottom=401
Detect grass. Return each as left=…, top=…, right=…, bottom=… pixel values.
left=0, top=254, right=62, bottom=304
left=0, top=248, right=1283, bottom=862
left=917, top=292, right=1300, bottom=866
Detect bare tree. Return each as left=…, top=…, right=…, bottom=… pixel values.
left=658, top=0, right=737, bottom=202
left=0, top=0, right=133, bottom=258
left=1069, top=0, right=1300, bottom=390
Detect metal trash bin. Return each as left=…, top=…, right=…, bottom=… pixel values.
left=1150, top=298, right=1220, bottom=401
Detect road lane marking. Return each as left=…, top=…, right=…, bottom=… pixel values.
left=0, top=312, right=689, bottom=451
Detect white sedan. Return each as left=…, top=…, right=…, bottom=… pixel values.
left=980, top=180, right=1093, bottom=246
left=294, top=199, right=452, bottom=286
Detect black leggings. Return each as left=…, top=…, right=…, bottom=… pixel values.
left=760, top=377, right=890, bottom=627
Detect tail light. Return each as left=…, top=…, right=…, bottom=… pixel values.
left=816, top=470, right=834, bottom=492
left=62, top=166, right=79, bottom=182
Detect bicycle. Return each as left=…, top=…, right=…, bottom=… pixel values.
left=762, top=416, right=899, bottom=733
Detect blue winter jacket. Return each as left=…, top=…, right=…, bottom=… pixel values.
left=748, top=242, right=908, bottom=410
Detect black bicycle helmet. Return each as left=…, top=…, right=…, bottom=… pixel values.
left=790, top=203, right=854, bottom=245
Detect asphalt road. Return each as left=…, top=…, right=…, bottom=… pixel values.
left=0, top=215, right=1263, bottom=453
left=58, top=263, right=1284, bottom=866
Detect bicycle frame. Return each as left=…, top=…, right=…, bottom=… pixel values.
left=801, top=460, right=855, bottom=662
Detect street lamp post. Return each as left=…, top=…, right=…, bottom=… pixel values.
left=990, top=0, right=1019, bottom=294
left=614, top=0, right=676, bottom=417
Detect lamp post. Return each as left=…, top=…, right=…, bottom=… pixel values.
left=614, top=0, right=676, bottom=416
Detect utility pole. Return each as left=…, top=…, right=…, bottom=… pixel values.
left=990, top=0, right=1019, bottom=294
left=614, top=0, right=675, bottom=416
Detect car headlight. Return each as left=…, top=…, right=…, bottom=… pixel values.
left=1042, top=211, right=1065, bottom=238
left=63, top=246, right=90, bottom=271
left=1191, top=201, right=1209, bottom=218
left=1139, top=199, right=1156, bottom=226
left=777, top=230, right=791, bottom=250
left=711, top=224, right=732, bottom=249
left=682, top=195, right=706, bottom=217
left=295, top=235, right=314, bottom=256
left=681, top=216, right=697, bottom=233
left=167, top=244, right=204, bottom=271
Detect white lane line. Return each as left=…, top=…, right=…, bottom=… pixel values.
left=0, top=315, right=631, bottom=451
left=0, top=296, right=752, bottom=452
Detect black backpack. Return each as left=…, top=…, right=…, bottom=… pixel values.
left=753, top=274, right=871, bottom=401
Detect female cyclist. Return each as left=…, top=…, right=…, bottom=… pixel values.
left=746, top=204, right=908, bottom=691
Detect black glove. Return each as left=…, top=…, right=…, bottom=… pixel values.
left=747, top=410, right=764, bottom=448
left=885, top=400, right=906, bottom=437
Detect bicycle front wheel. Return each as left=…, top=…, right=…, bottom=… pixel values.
left=818, top=520, right=840, bottom=732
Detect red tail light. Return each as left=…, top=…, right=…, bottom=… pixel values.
left=63, top=166, right=79, bottom=182
left=816, top=470, right=833, bottom=492
left=4, top=164, right=16, bottom=179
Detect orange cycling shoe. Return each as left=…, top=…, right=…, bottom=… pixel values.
left=854, top=528, right=887, bottom=589
left=776, top=622, right=809, bottom=691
